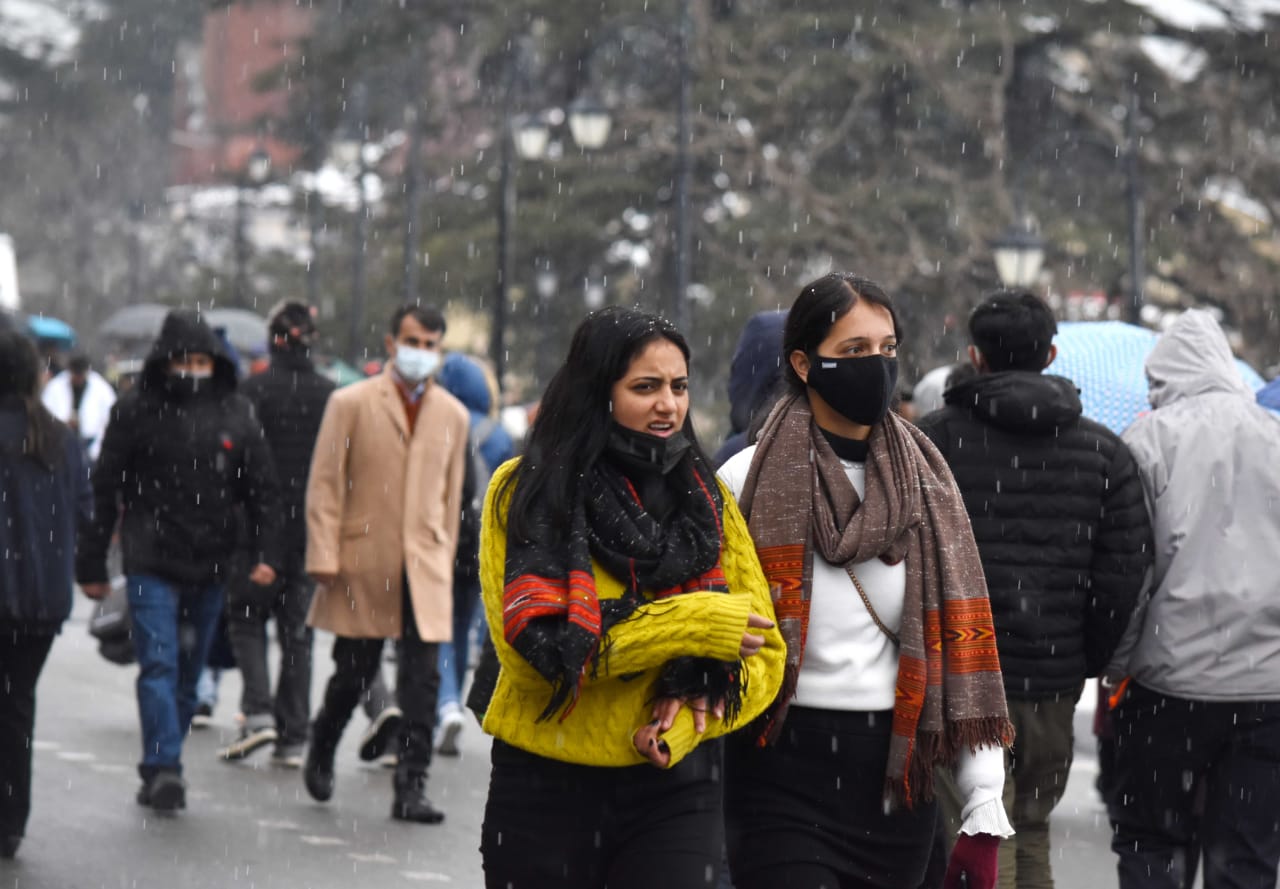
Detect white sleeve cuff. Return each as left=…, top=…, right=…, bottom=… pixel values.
left=958, top=797, right=1015, bottom=839
left=952, top=743, right=1015, bottom=838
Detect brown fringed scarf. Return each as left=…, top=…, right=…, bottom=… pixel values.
left=736, top=393, right=1013, bottom=806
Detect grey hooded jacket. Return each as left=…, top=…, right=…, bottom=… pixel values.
left=1120, top=310, right=1280, bottom=701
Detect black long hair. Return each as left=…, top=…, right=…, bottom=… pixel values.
left=502, top=306, right=710, bottom=544
left=781, top=272, right=901, bottom=395
left=0, top=330, right=68, bottom=470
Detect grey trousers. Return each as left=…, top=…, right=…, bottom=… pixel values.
left=225, top=550, right=315, bottom=748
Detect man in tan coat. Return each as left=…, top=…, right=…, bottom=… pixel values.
left=303, top=304, right=469, bottom=823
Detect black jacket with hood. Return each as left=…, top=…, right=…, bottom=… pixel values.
left=916, top=371, right=1152, bottom=698
left=238, top=347, right=335, bottom=556
left=76, top=311, right=281, bottom=586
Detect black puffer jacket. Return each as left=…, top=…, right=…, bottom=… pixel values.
left=76, top=311, right=281, bottom=586
left=239, top=349, right=335, bottom=555
left=917, top=371, right=1152, bottom=698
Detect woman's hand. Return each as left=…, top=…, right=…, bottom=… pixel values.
left=633, top=693, right=730, bottom=767
left=651, top=695, right=725, bottom=735
left=740, top=612, right=775, bottom=659
left=632, top=719, right=671, bottom=768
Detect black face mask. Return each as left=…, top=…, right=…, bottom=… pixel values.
left=163, top=373, right=214, bottom=401
left=606, top=422, right=692, bottom=476
left=806, top=354, right=899, bottom=427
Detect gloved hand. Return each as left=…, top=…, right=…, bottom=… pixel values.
left=943, top=832, right=1000, bottom=889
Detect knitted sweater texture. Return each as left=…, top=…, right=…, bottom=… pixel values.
left=480, top=458, right=785, bottom=767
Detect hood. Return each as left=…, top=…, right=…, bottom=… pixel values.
left=140, top=310, right=238, bottom=394
left=727, top=310, right=787, bottom=433
left=437, top=352, right=492, bottom=416
left=1145, top=309, right=1253, bottom=410
left=944, top=370, right=1083, bottom=434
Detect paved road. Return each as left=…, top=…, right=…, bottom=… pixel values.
left=2, top=597, right=1123, bottom=888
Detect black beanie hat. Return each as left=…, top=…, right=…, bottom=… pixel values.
left=267, top=300, right=316, bottom=348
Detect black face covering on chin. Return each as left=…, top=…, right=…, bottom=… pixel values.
left=805, top=353, right=899, bottom=427
left=606, top=422, right=692, bottom=476
left=163, top=373, right=213, bottom=401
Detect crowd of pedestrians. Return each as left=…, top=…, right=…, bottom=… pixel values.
left=0, top=278, right=1275, bottom=889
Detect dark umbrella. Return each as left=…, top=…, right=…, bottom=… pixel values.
left=97, top=303, right=172, bottom=347
left=98, top=304, right=268, bottom=357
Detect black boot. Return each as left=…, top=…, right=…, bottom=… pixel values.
left=303, top=721, right=339, bottom=802
left=136, top=769, right=186, bottom=812
left=1, top=835, right=20, bottom=859
left=391, top=767, right=444, bottom=824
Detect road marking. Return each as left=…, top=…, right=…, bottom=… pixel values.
left=348, top=852, right=397, bottom=864
left=89, top=763, right=132, bottom=774
left=257, top=819, right=302, bottom=831
left=56, top=751, right=97, bottom=762
left=399, top=872, right=452, bottom=882
left=299, top=835, right=348, bottom=847
left=33, top=740, right=61, bottom=751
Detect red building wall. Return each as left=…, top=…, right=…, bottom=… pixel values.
left=171, top=1, right=311, bottom=186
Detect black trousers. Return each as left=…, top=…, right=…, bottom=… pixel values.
left=1110, top=682, right=1280, bottom=889
left=482, top=739, right=724, bottom=889
left=311, top=586, right=440, bottom=775
left=0, top=631, right=55, bottom=838
left=725, top=707, right=938, bottom=889
left=225, top=549, right=314, bottom=747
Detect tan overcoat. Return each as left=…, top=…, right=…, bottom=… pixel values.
left=305, top=369, right=469, bottom=640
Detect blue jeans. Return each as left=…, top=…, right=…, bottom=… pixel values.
left=436, top=572, right=480, bottom=714
left=127, top=574, right=225, bottom=778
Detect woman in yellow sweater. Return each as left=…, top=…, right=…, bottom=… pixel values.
left=477, top=307, right=784, bottom=888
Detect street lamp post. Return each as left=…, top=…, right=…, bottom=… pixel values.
left=490, top=37, right=611, bottom=395
left=567, top=1, right=695, bottom=332
left=1124, top=82, right=1145, bottom=324
left=127, top=199, right=144, bottom=302
left=348, top=140, right=372, bottom=364
left=673, top=0, right=693, bottom=335
left=233, top=146, right=272, bottom=309
left=347, top=83, right=370, bottom=364
left=534, top=259, right=558, bottom=388
left=402, top=99, right=423, bottom=304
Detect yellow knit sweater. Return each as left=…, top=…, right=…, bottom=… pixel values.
left=479, top=458, right=785, bottom=768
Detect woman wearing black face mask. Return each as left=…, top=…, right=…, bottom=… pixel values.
left=718, top=273, right=1014, bottom=889
left=475, top=307, right=784, bottom=889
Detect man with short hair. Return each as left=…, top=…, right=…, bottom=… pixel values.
left=41, top=353, right=116, bottom=462
left=77, top=310, right=281, bottom=812
left=917, top=290, right=1152, bottom=888
left=217, top=301, right=336, bottom=768
left=303, top=304, right=469, bottom=823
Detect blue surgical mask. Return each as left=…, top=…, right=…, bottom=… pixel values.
left=393, top=345, right=440, bottom=383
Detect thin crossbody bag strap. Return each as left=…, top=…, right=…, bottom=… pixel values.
left=846, top=567, right=900, bottom=646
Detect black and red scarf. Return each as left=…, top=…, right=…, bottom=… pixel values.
left=502, top=454, right=732, bottom=721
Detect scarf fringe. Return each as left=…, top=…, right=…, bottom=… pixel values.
left=649, top=657, right=750, bottom=728
left=535, top=595, right=649, bottom=723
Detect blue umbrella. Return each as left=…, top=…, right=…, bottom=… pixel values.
left=1049, top=321, right=1265, bottom=435
left=1258, top=377, right=1280, bottom=415
left=26, top=314, right=77, bottom=346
